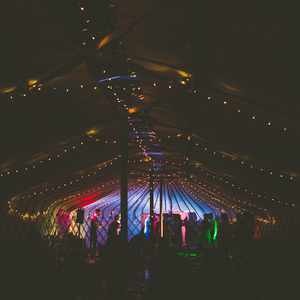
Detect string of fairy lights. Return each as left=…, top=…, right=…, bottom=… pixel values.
left=129, top=155, right=296, bottom=210
left=190, top=88, right=292, bottom=134
left=8, top=157, right=121, bottom=221
left=187, top=178, right=265, bottom=214
left=168, top=178, right=271, bottom=225
left=9, top=178, right=121, bottom=222
left=16, top=156, right=120, bottom=201
left=195, top=167, right=296, bottom=209
left=43, top=178, right=121, bottom=220
left=180, top=179, right=275, bottom=224
left=176, top=179, right=238, bottom=214
left=160, top=133, right=297, bottom=183
left=78, top=0, right=114, bottom=48
left=0, top=135, right=119, bottom=178
left=184, top=182, right=277, bottom=225
left=1, top=75, right=296, bottom=147
left=79, top=2, right=96, bottom=48
left=103, top=77, right=154, bottom=161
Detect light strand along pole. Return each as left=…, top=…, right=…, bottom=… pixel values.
left=120, top=116, right=128, bottom=242
left=149, top=168, right=154, bottom=240
left=159, top=177, right=163, bottom=238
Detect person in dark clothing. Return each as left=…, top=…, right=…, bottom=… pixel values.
left=56, top=208, right=70, bottom=237
left=236, top=212, right=255, bottom=241
left=200, top=213, right=210, bottom=248
left=90, top=209, right=101, bottom=257
left=105, top=214, right=127, bottom=300
left=107, top=213, right=121, bottom=246
left=128, top=229, right=147, bottom=276
left=219, top=212, right=231, bottom=255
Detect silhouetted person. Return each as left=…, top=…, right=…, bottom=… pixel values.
left=107, top=213, right=121, bottom=246
left=238, top=212, right=255, bottom=241
left=105, top=214, right=128, bottom=300
left=219, top=212, right=231, bottom=254
left=90, top=208, right=101, bottom=257
left=56, top=208, right=70, bottom=237
left=200, top=213, right=211, bottom=248
left=129, top=229, right=146, bottom=276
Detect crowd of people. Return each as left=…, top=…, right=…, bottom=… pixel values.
left=1, top=207, right=298, bottom=299
left=54, top=207, right=261, bottom=257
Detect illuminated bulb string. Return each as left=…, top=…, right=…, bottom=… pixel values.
left=13, top=156, right=121, bottom=204
left=161, top=133, right=297, bottom=183
left=2, top=77, right=293, bottom=139
left=9, top=178, right=120, bottom=222
left=103, top=79, right=155, bottom=161
left=0, top=137, right=119, bottom=178
left=182, top=177, right=279, bottom=223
